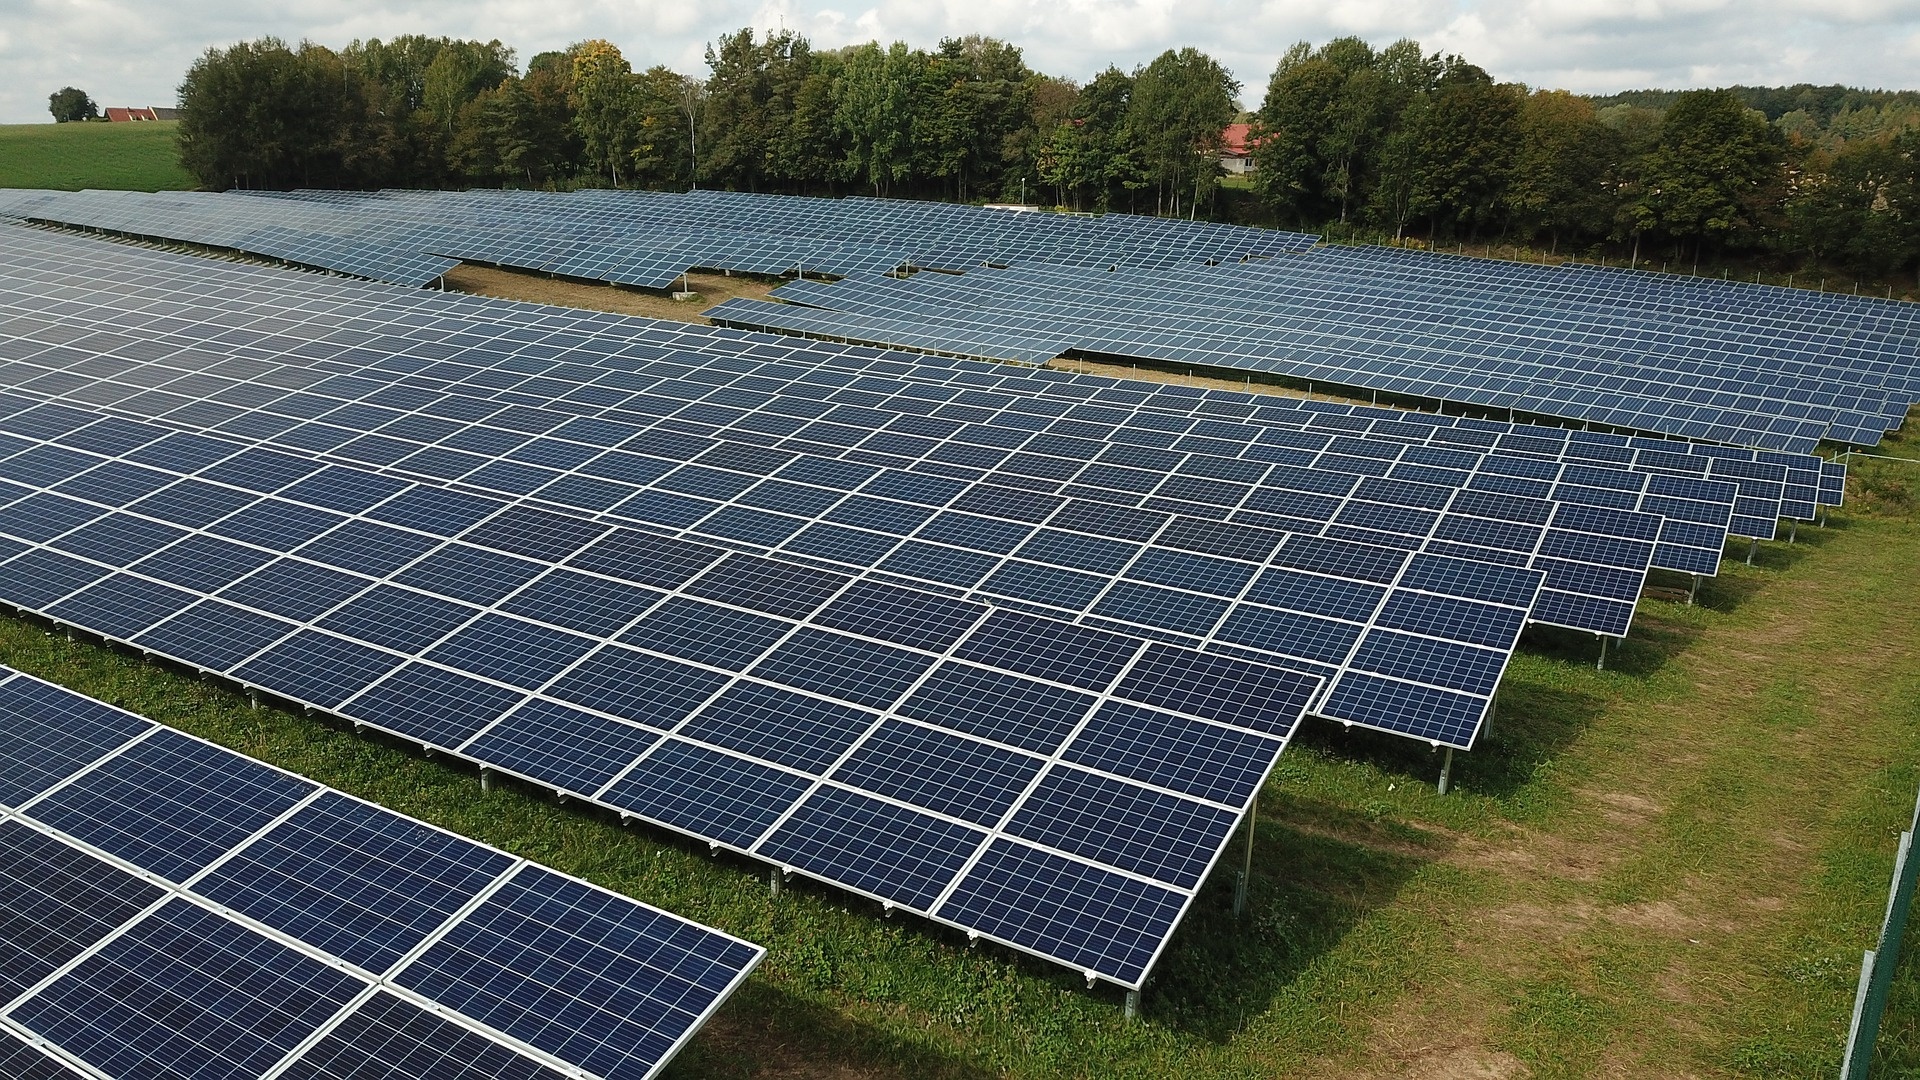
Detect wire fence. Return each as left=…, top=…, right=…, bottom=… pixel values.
left=1841, top=784, right=1920, bottom=1078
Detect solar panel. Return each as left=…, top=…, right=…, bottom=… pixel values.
left=0, top=666, right=762, bottom=1080
left=0, top=396, right=1327, bottom=990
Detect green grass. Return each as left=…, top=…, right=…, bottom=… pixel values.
left=0, top=121, right=194, bottom=191
left=3, top=434, right=1918, bottom=1077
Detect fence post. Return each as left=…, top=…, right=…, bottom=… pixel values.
left=1841, top=785, right=1920, bottom=1076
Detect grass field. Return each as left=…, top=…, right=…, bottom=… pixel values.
left=0, top=419, right=1914, bottom=1078
left=0, top=120, right=194, bottom=191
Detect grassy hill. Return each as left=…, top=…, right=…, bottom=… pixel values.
left=0, top=120, right=194, bottom=191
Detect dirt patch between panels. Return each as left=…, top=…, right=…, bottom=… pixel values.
left=440, top=264, right=780, bottom=324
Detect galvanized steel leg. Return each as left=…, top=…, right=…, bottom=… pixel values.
left=1233, top=794, right=1256, bottom=918
left=1597, top=635, right=1608, bottom=672
left=1123, top=989, right=1142, bottom=1021
left=1789, top=521, right=1798, bottom=545
left=1438, top=747, right=1454, bottom=795
left=770, top=867, right=783, bottom=898
left=1746, top=538, right=1758, bottom=565
left=480, top=768, right=495, bottom=793
left=1689, top=574, right=1701, bottom=606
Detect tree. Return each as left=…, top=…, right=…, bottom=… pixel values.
left=48, top=87, right=97, bottom=123
left=1380, top=58, right=1523, bottom=241
left=1633, top=89, right=1787, bottom=260
left=1509, top=90, right=1624, bottom=251
left=836, top=42, right=924, bottom=195
left=1128, top=48, right=1239, bottom=217
left=569, top=39, right=637, bottom=185
left=176, top=38, right=351, bottom=189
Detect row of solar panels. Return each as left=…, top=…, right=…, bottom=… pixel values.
left=0, top=224, right=1353, bottom=989
left=0, top=220, right=1686, bottom=993
left=0, top=665, right=762, bottom=1080
left=714, top=258, right=1908, bottom=453
left=0, top=223, right=1535, bottom=752
left=0, top=225, right=1747, bottom=725
left=0, top=186, right=1318, bottom=293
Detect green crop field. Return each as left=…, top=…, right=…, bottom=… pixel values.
left=0, top=120, right=194, bottom=191
left=3, top=418, right=1917, bottom=1077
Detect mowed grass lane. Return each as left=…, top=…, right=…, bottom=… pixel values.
left=0, top=426, right=1914, bottom=1078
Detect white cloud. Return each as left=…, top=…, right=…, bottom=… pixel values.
left=3, top=0, right=1920, bottom=123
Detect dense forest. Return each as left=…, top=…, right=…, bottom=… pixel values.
left=172, top=32, right=1920, bottom=279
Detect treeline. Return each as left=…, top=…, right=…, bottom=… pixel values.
left=1246, top=37, right=1920, bottom=278
left=175, top=33, right=1234, bottom=215
left=174, top=31, right=1920, bottom=279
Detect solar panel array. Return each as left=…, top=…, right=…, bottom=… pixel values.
left=0, top=223, right=1388, bottom=989
left=709, top=250, right=1920, bottom=452
left=0, top=187, right=1318, bottom=291
left=0, top=225, right=1621, bottom=743
left=0, top=663, right=762, bottom=1080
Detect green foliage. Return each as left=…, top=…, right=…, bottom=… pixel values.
left=47, top=87, right=97, bottom=123
left=1631, top=89, right=1785, bottom=253
left=1127, top=48, right=1239, bottom=217
left=0, top=122, right=194, bottom=190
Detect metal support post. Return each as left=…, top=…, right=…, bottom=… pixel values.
left=1233, top=794, right=1257, bottom=918
left=770, top=867, right=783, bottom=898
left=1485, top=693, right=1496, bottom=739
left=248, top=689, right=259, bottom=711
left=1438, top=747, right=1454, bottom=796
left=1689, top=574, right=1701, bottom=606
left=1597, top=635, right=1608, bottom=672
left=1788, top=520, right=1798, bottom=545
left=480, top=768, right=495, bottom=793
left=1123, top=989, right=1142, bottom=1021
left=1746, top=537, right=1758, bottom=565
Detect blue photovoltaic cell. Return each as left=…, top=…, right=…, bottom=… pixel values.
left=345, top=663, right=528, bottom=752
left=1064, top=702, right=1282, bottom=805
left=394, top=865, right=764, bottom=1080
left=1113, top=644, right=1317, bottom=736
left=461, top=698, right=661, bottom=796
left=12, top=898, right=363, bottom=1080
left=296, top=520, right=440, bottom=576
left=131, top=534, right=278, bottom=591
left=936, top=838, right=1185, bottom=986
left=0, top=1032, right=85, bottom=1080
left=134, top=600, right=296, bottom=670
left=316, top=586, right=480, bottom=654
left=952, top=609, right=1141, bottom=691
left=1212, top=605, right=1360, bottom=664
left=279, top=991, right=569, bottom=1080
left=426, top=614, right=596, bottom=689
left=618, top=596, right=790, bottom=671
left=758, top=785, right=985, bottom=909
left=498, top=569, right=663, bottom=637
left=0, top=821, right=166, bottom=1000
left=26, top=729, right=314, bottom=881
left=893, top=662, right=1095, bottom=754
left=45, top=574, right=196, bottom=638
left=602, top=739, right=814, bottom=848
left=394, top=544, right=546, bottom=605
left=680, top=681, right=875, bottom=773
left=217, top=559, right=369, bottom=621
left=194, top=792, right=512, bottom=973
left=812, top=579, right=986, bottom=652
left=1320, top=672, right=1484, bottom=746
left=831, top=718, right=1044, bottom=826
left=684, top=553, right=848, bottom=619
left=0, top=675, right=151, bottom=806
left=232, top=630, right=406, bottom=708
left=1005, top=767, right=1236, bottom=890
left=545, top=646, right=729, bottom=728
left=748, top=628, right=934, bottom=709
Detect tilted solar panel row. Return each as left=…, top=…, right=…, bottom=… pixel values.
left=0, top=665, right=762, bottom=1080
left=0, top=388, right=1339, bottom=987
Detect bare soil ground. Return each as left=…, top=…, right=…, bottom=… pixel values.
left=441, top=264, right=778, bottom=322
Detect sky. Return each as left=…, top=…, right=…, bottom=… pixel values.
left=5, top=0, right=1920, bottom=124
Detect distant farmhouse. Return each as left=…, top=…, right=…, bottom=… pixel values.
left=104, top=107, right=178, bottom=122
left=1220, top=123, right=1256, bottom=176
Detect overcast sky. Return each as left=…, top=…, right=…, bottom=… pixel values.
left=5, top=0, right=1920, bottom=124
